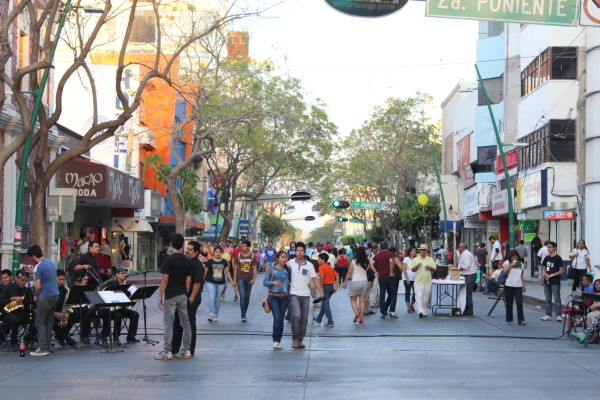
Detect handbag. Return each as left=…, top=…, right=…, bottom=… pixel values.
left=262, top=269, right=275, bottom=313
left=567, top=266, right=577, bottom=280
left=367, top=267, right=376, bottom=282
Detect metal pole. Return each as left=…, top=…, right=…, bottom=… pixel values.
left=427, top=132, right=448, bottom=264
left=475, top=64, right=515, bottom=252
left=12, top=0, right=74, bottom=275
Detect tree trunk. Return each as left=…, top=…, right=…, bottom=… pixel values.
left=30, top=183, right=48, bottom=254
left=167, top=180, right=186, bottom=234
left=219, top=215, right=233, bottom=242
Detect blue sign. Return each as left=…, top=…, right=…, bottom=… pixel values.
left=239, top=220, right=249, bottom=235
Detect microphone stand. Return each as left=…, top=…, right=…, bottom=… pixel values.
left=141, top=270, right=158, bottom=345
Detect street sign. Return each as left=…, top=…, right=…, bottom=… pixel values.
left=349, top=218, right=361, bottom=223
left=47, top=207, right=59, bottom=222
left=239, top=220, right=249, bottom=235
left=543, top=210, right=574, bottom=220
left=580, top=0, right=600, bottom=25
left=351, top=201, right=382, bottom=210
left=426, top=0, right=580, bottom=27
left=334, top=229, right=343, bottom=235
left=381, top=201, right=392, bottom=211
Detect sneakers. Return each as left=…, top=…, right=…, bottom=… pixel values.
left=272, top=342, right=282, bottom=349
left=390, top=312, right=399, bottom=318
left=65, top=338, right=77, bottom=347
left=313, top=318, right=321, bottom=324
left=30, top=348, right=51, bottom=357
left=234, top=295, right=239, bottom=301
left=325, top=323, right=334, bottom=328
left=380, top=313, right=387, bottom=319
left=212, top=316, right=218, bottom=322
left=208, top=316, right=213, bottom=322
left=241, top=318, right=247, bottom=323
left=556, top=316, right=563, bottom=322
left=541, top=315, right=552, bottom=321
left=174, top=350, right=193, bottom=359
left=155, top=351, right=173, bottom=360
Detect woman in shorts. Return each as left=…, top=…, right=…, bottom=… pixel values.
left=343, top=247, right=376, bottom=324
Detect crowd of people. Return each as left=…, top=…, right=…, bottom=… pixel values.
left=3, top=235, right=599, bottom=357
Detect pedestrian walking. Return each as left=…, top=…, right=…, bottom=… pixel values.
left=409, top=244, right=437, bottom=318
left=335, top=248, right=350, bottom=284
left=515, top=240, right=528, bottom=264
left=457, top=243, right=477, bottom=316
left=343, top=247, right=375, bottom=324
left=569, top=240, right=592, bottom=291
left=205, top=246, right=233, bottom=322
left=475, top=242, right=489, bottom=279
left=503, top=250, right=527, bottom=325
left=287, top=242, right=324, bottom=349
left=234, top=240, right=258, bottom=322
left=402, top=246, right=417, bottom=313
left=314, top=253, right=339, bottom=327
left=264, top=251, right=291, bottom=349
left=371, top=242, right=398, bottom=318
left=489, top=236, right=503, bottom=270
left=541, top=241, right=564, bottom=322
left=171, top=240, right=204, bottom=356
left=365, top=243, right=380, bottom=314
left=155, top=233, right=193, bottom=360
left=27, top=245, right=59, bottom=356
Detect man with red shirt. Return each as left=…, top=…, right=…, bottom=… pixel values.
left=371, top=242, right=398, bottom=319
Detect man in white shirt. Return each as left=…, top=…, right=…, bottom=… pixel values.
left=537, top=241, right=549, bottom=281
left=287, top=242, right=324, bottom=349
left=489, top=236, right=503, bottom=267
left=457, top=243, right=478, bottom=316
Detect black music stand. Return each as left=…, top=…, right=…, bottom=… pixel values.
left=102, top=284, right=131, bottom=294
left=85, top=291, right=135, bottom=353
left=133, top=281, right=160, bottom=345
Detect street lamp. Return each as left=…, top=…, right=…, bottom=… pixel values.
left=475, top=64, right=515, bottom=251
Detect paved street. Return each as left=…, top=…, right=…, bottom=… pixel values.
left=2, top=274, right=598, bottom=400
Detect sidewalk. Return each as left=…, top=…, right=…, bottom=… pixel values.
left=522, top=275, right=572, bottom=307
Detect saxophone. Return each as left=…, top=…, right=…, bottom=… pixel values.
left=3, top=296, right=25, bottom=313
left=58, top=287, right=73, bottom=328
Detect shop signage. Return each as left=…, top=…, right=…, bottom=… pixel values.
left=543, top=210, right=574, bottom=220
left=462, top=185, right=479, bottom=217
left=239, top=220, right=249, bottom=235
left=464, top=219, right=487, bottom=229
left=496, top=149, right=519, bottom=175
left=492, top=189, right=513, bottom=216
left=517, top=170, right=547, bottom=210
left=488, top=220, right=500, bottom=233
left=425, top=0, right=580, bottom=27
left=518, top=219, right=537, bottom=230
left=457, top=135, right=476, bottom=187
left=56, top=159, right=144, bottom=208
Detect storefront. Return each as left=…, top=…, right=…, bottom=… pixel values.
left=55, top=158, right=146, bottom=271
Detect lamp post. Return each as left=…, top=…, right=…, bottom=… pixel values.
left=475, top=64, right=515, bottom=251
left=12, top=0, right=76, bottom=275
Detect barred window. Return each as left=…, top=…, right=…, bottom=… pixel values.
left=521, top=47, right=577, bottom=96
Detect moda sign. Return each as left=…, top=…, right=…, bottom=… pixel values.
left=57, top=159, right=144, bottom=208
left=426, top=0, right=580, bottom=26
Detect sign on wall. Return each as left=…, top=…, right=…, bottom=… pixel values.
left=543, top=210, right=575, bottom=220
left=517, top=170, right=547, bottom=210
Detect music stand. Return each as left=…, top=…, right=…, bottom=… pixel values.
left=85, top=291, right=135, bottom=353
left=102, top=284, right=131, bottom=294
left=134, top=280, right=159, bottom=345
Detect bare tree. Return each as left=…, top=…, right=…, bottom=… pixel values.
left=0, top=0, right=270, bottom=253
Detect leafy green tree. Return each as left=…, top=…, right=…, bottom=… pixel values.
left=394, top=193, right=441, bottom=245
left=260, top=214, right=292, bottom=243
left=306, top=221, right=338, bottom=244
left=312, top=93, right=441, bottom=241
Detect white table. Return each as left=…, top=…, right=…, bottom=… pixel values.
left=431, top=278, right=466, bottom=315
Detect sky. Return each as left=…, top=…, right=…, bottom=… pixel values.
left=236, top=0, right=479, bottom=236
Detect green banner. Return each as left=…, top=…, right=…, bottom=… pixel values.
left=518, top=219, right=537, bottom=230
left=426, top=0, right=580, bottom=27
left=524, top=233, right=537, bottom=242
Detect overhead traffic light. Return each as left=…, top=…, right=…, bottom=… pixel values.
left=337, top=217, right=349, bottom=222
left=324, top=0, right=407, bottom=17
left=332, top=200, right=350, bottom=209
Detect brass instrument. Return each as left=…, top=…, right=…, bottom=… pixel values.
left=58, top=287, right=72, bottom=328
left=3, top=296, right=25, bottom=313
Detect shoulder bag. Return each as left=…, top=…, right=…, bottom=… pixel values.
left=262, top=269, right=275, bottom=313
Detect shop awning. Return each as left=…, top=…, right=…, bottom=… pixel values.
left=111, top=217, right=154, bottom=232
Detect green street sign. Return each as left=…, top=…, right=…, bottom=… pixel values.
left=425, top=0, right=580, bottom=27
left=349, top=218, right=361, bottom=223
left=351, top=201, right=382, bottom=210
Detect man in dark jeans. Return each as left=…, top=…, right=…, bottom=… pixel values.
left=28, top=245, right=59, bottom=356
left=371, top=242, right=398, bottom=319
left=172, top=240, right=204, bottom=356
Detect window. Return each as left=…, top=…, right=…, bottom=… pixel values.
left=130, top=11, right=156, bottom=43
left=478, top=76, right=503, bottom=105
left=475, top=146, right=496, bottom=173
left=517, top=119, right=575, bottom=170
left=521, top=47, right=577, bottom=96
